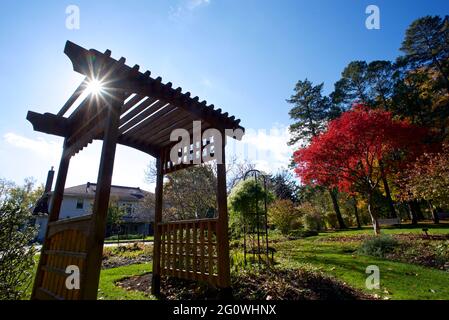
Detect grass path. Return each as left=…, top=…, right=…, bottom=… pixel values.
left=98, top=263, right=154, bottom=300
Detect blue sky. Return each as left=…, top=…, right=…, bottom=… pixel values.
left=0, top=0, right=448, bottom=190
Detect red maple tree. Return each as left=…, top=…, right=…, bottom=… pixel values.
left=294, top=105, right=427, bottom=234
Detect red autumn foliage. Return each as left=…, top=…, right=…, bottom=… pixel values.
left=294, top=105, right=428, bottom=195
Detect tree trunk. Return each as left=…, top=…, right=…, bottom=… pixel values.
left=407, top=201, right=418, bottom=225
left=414, top=200, right=424, bottom=220
left=367, top=192, right=381, bottom=235
left=428, top=200, right=439, bottom=224
left=352, top=196, right=361, bottom=229
left=328, top=188, right=346, bottom=229
left=379, top=163, right=397, bottom=218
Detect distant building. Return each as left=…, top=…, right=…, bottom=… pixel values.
left=32, top=169, right=154, bottom=242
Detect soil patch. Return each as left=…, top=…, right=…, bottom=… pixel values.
left=116, top=268, right=374, bottom=300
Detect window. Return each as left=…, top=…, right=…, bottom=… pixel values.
left=121, top=202, right=133, bottom=215
left=76, top=198, right=84, bottom=209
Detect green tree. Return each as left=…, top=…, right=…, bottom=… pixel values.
left=268, top=199, right=300, bottom=235
left=0, top=178, right=40, bottom=300
left=287, top=79, right=331, bottom=146
left=268, top=170, right=300, bottom=204
left=107, top=199, right=125, bottom=242
left=155, top=164, right=217, bottom=221
left=400, top=15, right=449, bottom=91
left=228, top=179, right=274, bottom=236
left=367, top=60, right=395, bottom=110
left=332, top=61, right=370, bottom=108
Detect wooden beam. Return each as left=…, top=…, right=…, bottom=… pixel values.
left=26, top=111, right=71, bottom=137
left=82, top=90, right=123, bottom=300
left=31, top=140, right=71, bottom=299
left=151, top=153, right=164, bottom=295
left=215, top=133, right=231, bottom=291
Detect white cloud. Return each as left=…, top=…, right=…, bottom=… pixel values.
left=187, top=0, right=210, bottom=10
left=169, top=0, right=211, bottom=20
left=3, top=132, right=61, bottom=160
left=227, top=124, right=294, bottom=174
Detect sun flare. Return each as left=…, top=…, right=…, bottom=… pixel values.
left=86, top=79, right=104, bottom=95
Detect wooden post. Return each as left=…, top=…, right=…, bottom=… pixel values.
left=216, top=132, right=231, bottom=295
left=151, top=155, right=164, bottom=295
left=82, top=91, right=123, bottom=299
left=31, top=140, right=71, bottom=299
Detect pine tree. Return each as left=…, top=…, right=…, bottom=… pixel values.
left=400, top=15, right=449, bottom=91
left=287, top=79, right=331, bottom=146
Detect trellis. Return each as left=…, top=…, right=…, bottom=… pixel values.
left=27, top=41, right=243, bottom=300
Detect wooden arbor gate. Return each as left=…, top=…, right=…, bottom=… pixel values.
left=27, top=41, right=243, bottom=300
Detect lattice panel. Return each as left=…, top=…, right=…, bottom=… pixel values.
left=35, top=229, right=87, bottom=300
left=158, top=218, right=218, bottom=285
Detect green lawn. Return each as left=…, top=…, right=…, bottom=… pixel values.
left=98, top=263, right=154, bottom=300
left=104, top=236, right=154, bottom=243
left=273, top=224, right=449, bottom=300
left=319, top=221, right=449, bottom=237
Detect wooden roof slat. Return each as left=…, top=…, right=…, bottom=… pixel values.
left=57, top=77, right=88, bottom=116
left=142, top=112, right=193, bottom=145
left=119, top=97, right=158, bottom=127
left=121, top=94, right=147, bottom=114
left=122, top=103, right=177, bottom=138
left=119, top=100, right=169, bottom=134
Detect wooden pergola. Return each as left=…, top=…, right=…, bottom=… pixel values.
left=28, top=41, right=244, bottom=300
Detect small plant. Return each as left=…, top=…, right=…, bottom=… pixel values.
left=288, top=229, right=318, bottom=239
left=358, top=235, right=398, bottom=258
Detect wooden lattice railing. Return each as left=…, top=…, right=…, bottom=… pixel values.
left=158, top=218, right=218, bottom=285
left=33, top=215, right=91, bottom=300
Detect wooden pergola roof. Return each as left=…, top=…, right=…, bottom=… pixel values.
left=27, top=41, right=244, bottom=159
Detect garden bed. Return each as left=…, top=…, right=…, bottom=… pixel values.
left=323, top=233, right=449, bottom=271
left=102, top=243, right=153, bottom=269
left=116, top=268, right=374, bottom=300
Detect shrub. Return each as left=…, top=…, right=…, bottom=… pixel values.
left=268, top=199, right=300, bottom=235
left=0, top=190, right=37, bottom=299
left=358, top=235, right=398, bottom=257
left=323, top=212, right=339, bottom=230
left=229, top=179, right=275, bottom=238
left=298, top=202, right=323, bottom=231
left=288, top=229, right=318, bottom=239
left=301, top=212, right=323, bottom=232
left=106, top=233, right=144, bottom=240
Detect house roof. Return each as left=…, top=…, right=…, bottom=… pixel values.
left=32, top=182, right=152, bottom=215
left=63, top=182, right=150, bottom=201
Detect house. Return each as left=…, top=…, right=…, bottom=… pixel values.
left=32, top=169, right=155, bottom=242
